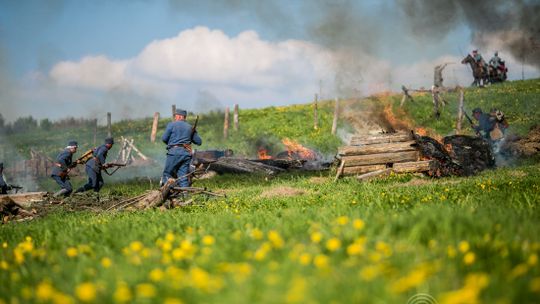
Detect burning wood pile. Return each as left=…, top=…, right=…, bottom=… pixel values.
left=336, top=131, right=495, bottom=180
left=194, top=138, right=329, bottom=176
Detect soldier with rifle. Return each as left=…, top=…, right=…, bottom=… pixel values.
left=51, top=140, right=80, bottom=197
left=468, top=108, right=496, bottom=140
left=75, top=137, right=116, bottom=194
left=161, top=109, right=202, bottom=188
left=0, top=162, right=22, bottom=194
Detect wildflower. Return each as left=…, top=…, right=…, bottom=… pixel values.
left=313, top=254, right=329, bottom=269
left=347, top=242, right=365, bottom=256
left=2, top=242, right=7, bottom=248
left=136, top=283, right=156, bottom=298
left=510, top=263, right=529, bottom=279
left=376, top=241, right=392, bottom=257
left=0, top=260, right=8, bottom=270
left=114, top=282, right=132, bottom=303
left=130, top=241, right=143, bottom=252
left=353, top=219, right=365, bottom=230
left=458, top=241, right=470, bottom=253
left=285, top=277, right=307, bottom=303
left=326, top=238, right=341, bottom=252
left=268, top=231, right=284, bottom=249
left=250, top=228, right=264, bottom=240
left=100, top=257, right=112, bottom=268
left=447, top=246, right=457, bottom=258
left=202, top=235, right=215, bottom=246
left=464, top=252, right=476, bottom=265
left=164, top=298, right=184, bottom=304
left=528, top=254, right=538, bottom=266
left=36, top=281, right=55, bottom=301
left=390, top=267, right=429, bottom=294
left=66, top=247, right=78, bottom=258
left=165, top=232, right=175, bottom=242
left=360, top=265, right=380, bottom=281
left=52, top=292, right=74, bottom=304
left=299, top=253, right=311, bottom=265
left=149, top=268, right=165, bottom=282
left=75, top=282, right=96, bottom=302
left=530, top=277, right=540, bottom=293
left=336, top=216, right=349, bottom=226
left=310, top=231, right=323, bottom=243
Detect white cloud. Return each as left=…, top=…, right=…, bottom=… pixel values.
left=50, top=56, right=129, bottom=90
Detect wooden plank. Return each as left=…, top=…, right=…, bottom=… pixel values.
left=356, top=168, right=393, bottom=182
left=392, top=160, right=434, bottom=173
left=342, top=151, right=419, bottom=167
left=342, top=164, right=386, bottom=175
left=350, top=132, right=412, bottom=146
left=338, top=140, right=416, bottom=156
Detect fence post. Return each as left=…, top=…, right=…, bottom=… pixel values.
left=456, top=88, right=464, bottom=133
left=150, top=112, right=160, bottom=143
left=313, top=94, right=319, bottom=130
left=233, top=104, right=239, bottom=131
left=107, top=112, right=112, bottom=137
left=331, top=97, right=339, bottom=135
left=223, top=106, right=230, bottom=140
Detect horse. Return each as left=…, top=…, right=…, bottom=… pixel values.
left=461, top=54, right=488, bottom=87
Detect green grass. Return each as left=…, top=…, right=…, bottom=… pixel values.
left=1, top=79, right=540, bottom=303
left=1, top=166, right=540, bottom=303
left=392, top=79, right=540, bottom=136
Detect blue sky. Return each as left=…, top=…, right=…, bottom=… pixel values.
left=0, top=0, right=538, bottom=122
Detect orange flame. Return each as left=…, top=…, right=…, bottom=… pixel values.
left=281, top=138, right=317, bottom=160
left=258, top=148, right=272, bottom=160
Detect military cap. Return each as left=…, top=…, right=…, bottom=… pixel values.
left=472, top=108, right=482, bottom=114
left=174, top=109, right=187, bottom=116
left=105, top=137, right=114, bottom=145
left=68, top=140, right=78, bottom=147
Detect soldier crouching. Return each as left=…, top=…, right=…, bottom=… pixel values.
left=51, top=140, right=79, bottom=197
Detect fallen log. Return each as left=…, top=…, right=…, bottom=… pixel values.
left=250, top=158, right=306, bottom=169
left=392, top=160, right=434, bottom=173
left=0, top=192, right=48, bottom=209
left=208, top=157, right=284, bottom=175
left=356, top=168, right=393, bottom=182
left=338, top=141, right=417, bottom=156
left=342, top=164, right=387, bottom=175
left=341, top=151, right=419, bottom=167
left=349, top=132, right=412, bottom=146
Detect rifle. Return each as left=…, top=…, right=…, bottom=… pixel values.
left=7, top=185, right=23, bottom=193
left=102, top=162, right=127, bottom=176
left=190, top=115, right=199, bottom=141
left=461, top=106, right=481, bottom=136
left=58, top=150, right=94, bottom=178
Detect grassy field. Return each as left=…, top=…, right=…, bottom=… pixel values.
left=1, top=79, right=540, bottom=303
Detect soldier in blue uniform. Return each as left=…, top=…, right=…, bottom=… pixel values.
left=0, top=162, right=7, bottom=195
left=51, top=140, right=79, bottom=197
left=472, top=108, right=496, bottom=140
left=162, top=109, right=202, bottom=188
left=75, top=137, right=114, bottom=193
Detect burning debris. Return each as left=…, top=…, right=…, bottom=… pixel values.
left=336, top=131, right=496, bottom=180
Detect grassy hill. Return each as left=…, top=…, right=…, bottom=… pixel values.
left=1, top=79, right=540, bottom=303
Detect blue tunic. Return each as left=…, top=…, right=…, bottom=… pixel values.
left=473, top=113, right=496, bottom=139
left=51, top=149, right=74, bottom=177
left=161, top=120, right=202, bottom=187
left=77, top=144, right=110, bottom=193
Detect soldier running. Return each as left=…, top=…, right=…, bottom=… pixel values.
left=51, top=140, right=79, bottom=197
left=161, top=109, right=202, bottom=188
left=75, top=137, right=114, bottom=193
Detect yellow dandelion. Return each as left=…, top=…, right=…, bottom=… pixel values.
left=285, top=277, right=307, bottom=303
left=447, top=246, right=457, bottom=258
left=75, top=282, right=96, bottom=302
left=310, top=231, right=323, bottom=243
left=149, top=268, right=165, bottom=282
left=165, top=232, right=175, bottom=242
left=299, top=253, right=312, bottom=265
left=0, top=260, right=8, bottom=270
left=36, top=281, right=55, bottom=301
left=464, top=252, right=476, bottom=265
left=530, top=277, right=540, bottom=293
left=360, top=266, right=379, bottom=281
left=129, top=241, right=143, bottom=252
left=268, top=230, right=284, bottom=249
left=161, top=242, right=172, bottom=252
left=2, top=242, right=7, bottom=248
left=336, top=216, right=349, bottom=226
left=510, top=263, right=529, bottom=279
left=66, top=247, right=78, bottom=258
left=136, top=283, right=156, bottom=298
left=164, top=298, right=184, bottom=304
left=347, top=243, right=365, bottom=256
left=202, top=235, right=215, bottom=246
left=528, top=254, right=538, bottom=266
left=250, top=228, right=264, bottom=240
left=313, top=254, right=329, bottom=269
left=353, top=219, right=365, bottom=230
left=458, top=241, right=470, bottom=253
left=326, top=238, right=341, bottom=252
left=114, top=282, right=132, bottom=303
left=100, top=257, right=112, bottom=268
left=52, top=292, right=74, bottom=304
